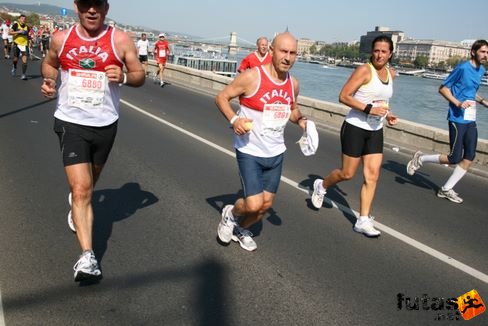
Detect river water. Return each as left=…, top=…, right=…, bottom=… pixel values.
left=289, top=61, right=488, bottom=140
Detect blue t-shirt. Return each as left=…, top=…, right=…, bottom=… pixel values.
left=442, top=60, right=485, bottom=123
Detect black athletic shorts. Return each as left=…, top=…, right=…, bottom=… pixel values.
left=340, top=121, right=383, bottom=157
left=53, top=118, right=118, bottom=167
left=139, top=55, right=148, bottom=63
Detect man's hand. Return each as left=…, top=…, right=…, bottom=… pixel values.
left=41, top=78, right=56, bottom=98
left=105, top=64, right=124, bottom=84
left=232, top=118, right=253, bottom=135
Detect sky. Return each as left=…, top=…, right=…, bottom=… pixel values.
left=4, top=0, right=488, bottom=44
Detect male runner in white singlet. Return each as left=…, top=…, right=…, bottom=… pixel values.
left=41, top=0, right=145, bottom=282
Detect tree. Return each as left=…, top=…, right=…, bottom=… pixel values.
left=309, top=44, right=317, bottom=55
left=318, top=43, right=359, bottom=60
left=26, top=13, right=40, bottom=27
left=414, top=55, right=429, bottom=68
left=446, top=55, right=463, bottom=69
left=435, top=61, right=447, bottom=71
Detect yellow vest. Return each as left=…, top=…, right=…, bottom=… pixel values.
left=13, top=22, right=28, bottom=46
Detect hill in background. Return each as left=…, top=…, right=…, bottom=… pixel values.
left=0, top=2, right=77, bottom=17
left=0, top=2, right=201, bottom=39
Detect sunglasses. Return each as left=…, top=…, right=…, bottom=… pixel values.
left=76, top=0, right=107, bottom=8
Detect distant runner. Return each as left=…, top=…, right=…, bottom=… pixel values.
left=238, top=36, right=271, bottom=73
left=9, top=14, right=30, bottom=80
left=136, top=32, right=149, bottom=75
left=1, top=19, right=11, bottom=59
left=153, top=33, right=170, bottom=87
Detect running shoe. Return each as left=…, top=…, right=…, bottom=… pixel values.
left=160, top=81, right=165, bottom=87
left=353, top=217, right=381, bottom=237
left=437, top=188, right=463, bottom=203
left=406, top=150, right=423, bottom=175
left=10, top=67, right=15, bottom=76
left=67, top=192, right=76, bottom=233
left=217, top=205, right=236, bottom=243
left=21, top=74, right=27, bottom=80
left=73, top=251, right=102, bottom=282
left=311, top=179, right=326, bottom=208
left=232, top=226, right=257, bottom=251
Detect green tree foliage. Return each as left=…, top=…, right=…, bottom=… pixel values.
left=26, top=13, right=40, bottom=27
left=446, top=55, right=463, bottom=69
left=414, top=55, right=429, bottom=68
left=309, top=44, right=317, bottom=55
left=318, top=43, right=360, bottom=60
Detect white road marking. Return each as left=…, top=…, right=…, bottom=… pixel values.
left=121, top=99, right=488, bottom=284
left=0, top=289, right=5, bottom=326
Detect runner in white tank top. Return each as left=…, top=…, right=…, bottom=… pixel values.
left=40, top=0, right=145, bottom=282
left=215, top=32, right=309, bottom=251
left=311, top=35, right=399, bottom=238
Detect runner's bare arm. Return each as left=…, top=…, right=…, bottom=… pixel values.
left=112, top=30, right=145, bottom=87
left=215, top=69, right=257, bottom=135
left=40, top=30, right=66, bottom=97
left=339, top=64, right=372, bottom=112
left=289, top=78, right=306, bottom=129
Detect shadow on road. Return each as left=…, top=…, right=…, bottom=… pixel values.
left=2, top=258, right=231, bottom=325
left=301, top=173, right=358, bottom=226
left=0, top=98, right=56, bottom=119
left=206, top=191, right=283, bottom=238
left=382, top=159, right=440, bottom=193
left=92, top=182, right=159, bottom=262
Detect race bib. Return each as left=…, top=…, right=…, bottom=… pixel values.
left=17, top=45, right=26, bottom=52
left=67, top=69, right=106, bottom=109
left=159, top=49, right=166, bottom=58
left=464, top=100, right=476, bottom=121
left=262, top=103, right=291, bottom=136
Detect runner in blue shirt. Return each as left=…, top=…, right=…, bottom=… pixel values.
left=407, top=40, right=488, bottom=203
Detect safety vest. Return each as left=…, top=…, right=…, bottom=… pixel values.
left=13, top=22, right=29, bottom=46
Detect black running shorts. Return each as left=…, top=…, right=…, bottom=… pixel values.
left=53, top=118, right=118, bottom=166
left=340, top=121, right=383, bottom=157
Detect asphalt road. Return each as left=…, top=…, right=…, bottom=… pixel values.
left=0, top=57, right=487, bottom=326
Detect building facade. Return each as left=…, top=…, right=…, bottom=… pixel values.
left=396, top=39, right=470, bottom=65
left=297, top=38, right=316, bottom=55
left=359, top=26, right=405, bottom=55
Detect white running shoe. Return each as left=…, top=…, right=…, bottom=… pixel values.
left=217, top=205, right=236, bottom=243
left=73, top=251, right=102, bottom=282
left=232, top=226, right=257, bottom=251
left=21, top=74, right=27, bottom=80
left=437, top=188, right=463, bottom=203
left=353, top=217, right=381, bottom=237
left=311, top=179, right=326, bottom=208
left=406, top=150, right=423, bottom=175
left=67, top=192, right=76, bottom=233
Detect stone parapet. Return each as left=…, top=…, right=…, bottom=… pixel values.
left=149, top=62, right=488, bottom=175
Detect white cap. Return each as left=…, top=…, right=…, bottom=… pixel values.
left=158, top=33, right=165, bottom=38
left=297, top=120, right=319, bottom=156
